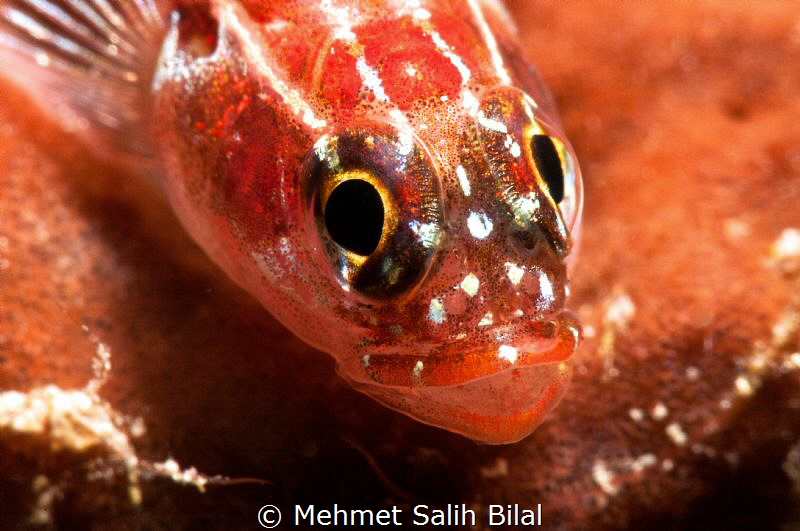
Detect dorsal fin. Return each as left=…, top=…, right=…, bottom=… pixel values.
left=0, top=0, right=167, bottom=160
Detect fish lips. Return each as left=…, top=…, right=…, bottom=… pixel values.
left=340, top=312, right=581, bottom=444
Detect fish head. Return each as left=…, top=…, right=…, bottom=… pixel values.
left=152, top=3, right=582, bottom=444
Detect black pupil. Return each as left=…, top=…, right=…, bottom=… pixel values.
left=324, top=179, right=385, bottom=256
left=531, top=135, right=565, bottom=203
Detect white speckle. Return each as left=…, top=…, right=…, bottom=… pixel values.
left=513, top=309, right=524, bottom=318
left=772, top=228, right=800, bottom=258
left=666, top=423, right=688, bottom=446
left=356, top=56, right=389, bottom=102
left=460, top=273, right=480, bottom=297
left=629, top=408, right=645, bottom=422
left=477, top=111, right=507, bottom=133
left=685, top=366, right=701, bottom=380
left=412, top=7, right=431, bottom=19
left=35, top=52, right=50, bottom=67
left=592, top=460, right=618, bottom=496
left=735, top=375, right=754, bottom=396
left=629, top=454, right=657, bottom=472
left=662, top=459, right=674, bottom=471
left=460, top=89, right=479, bottom=115
left=412, top=360, right=424, bottom=382
left=480, top=458, right=509, bottom=479
left=606, top=293, right=636, bottom=326
left=440, top=95, right=449, bottom=102
left=720, top=398, right=732, bottom=409
left=455, top=332, right=467, bottom=340
left=409, top=221, right=440, bottom=248
left=498, top=345, right=518, bottom=364
left=405, top=65, right=417, bottom=76
left=652, top=402, right=669, bottom=420
left=784, top=352, right=800, bottom=370
left=723, top=218, right=750, bottom=240
left=362, top=355, right=370, bottom=368
left=428, top=298, right=445, bottom=324
left=583, top=325, right=596, bottom=338
left=538, top=273, right=554, bottom=302
left=467, top=211, right=494, bottom=239
left=455, top=165, right=471, bottom=196
left=478, top=312, right=493, bottom=326
left=504, top=262, right=524, bottom=285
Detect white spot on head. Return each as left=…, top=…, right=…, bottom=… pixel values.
left=412, top=360, right=424, bottom=382
left=478, top=312, right=493, bottom=326
left=498, top=345, right=518, bottom=364
left=409, top=221, right=440, bottom=248
left=477, top=111, right=508, bottom=133
left=651, top=402, right=669, bottom=420
left=467, top=211, right=493, bottom=239
left=460, top=273, right=480, bottom=297
left=504, top=262, right=524, bottom=285
left=460, top=89, right=479, bottom=115
left=538, top=272, right=554, bottom=302
left=405, top=65, right=417, bottom=76
left=455, top=165, right=471, bottom=196
left=666, top=423, right=688, bottom=446
left=428, top=297, right=445, bottom=324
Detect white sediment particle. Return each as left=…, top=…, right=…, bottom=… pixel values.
left=480, top=457, right=509, bottom=479
left=428, top=297, right=445, bottom=324
left=651, top=402, right=668, bottom=420
left=772, top=228, right=800, bottom=258
left=460, top=273, right=480, bottom=297
left=456, top=165, right=471, bottom=196
left=498, top=345, right=518, bottom=364
left=666, top=423, right=688, bottom=446
left=362, top=355, right=370, bottom=368
left=784, top=352, right=800, bottom=370
left=504, top=262, right=524, bottom=285
left=662, top=459, right=675, bottom=471
left=478, top=312, right=493, bottom=326
left=685, top=366, right=701, bottom=380
left=467, top=211, right=493, bottom=239
left=735, top=375, right=754, bottom=396
left=605, top=292, right=636, bottom=327
left=628, top=408, right=645, bottom=422
left=592, top=460, right=618, bottom=496
left=629, top=453, right=657, bottom=473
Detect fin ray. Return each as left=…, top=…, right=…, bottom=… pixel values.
left=0, top=0, right=166, bottom=159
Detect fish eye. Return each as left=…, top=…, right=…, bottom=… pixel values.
left=324, top=178, right=385, bottom=256
left=304, top=127, right=443, bottom=301
left=531, top=134, right=564, bottom=204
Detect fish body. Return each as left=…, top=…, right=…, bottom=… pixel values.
left=0, top=0, right=583, bottom=443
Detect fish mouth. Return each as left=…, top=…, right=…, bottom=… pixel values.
left=354, top=311, right=581, bottom=388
